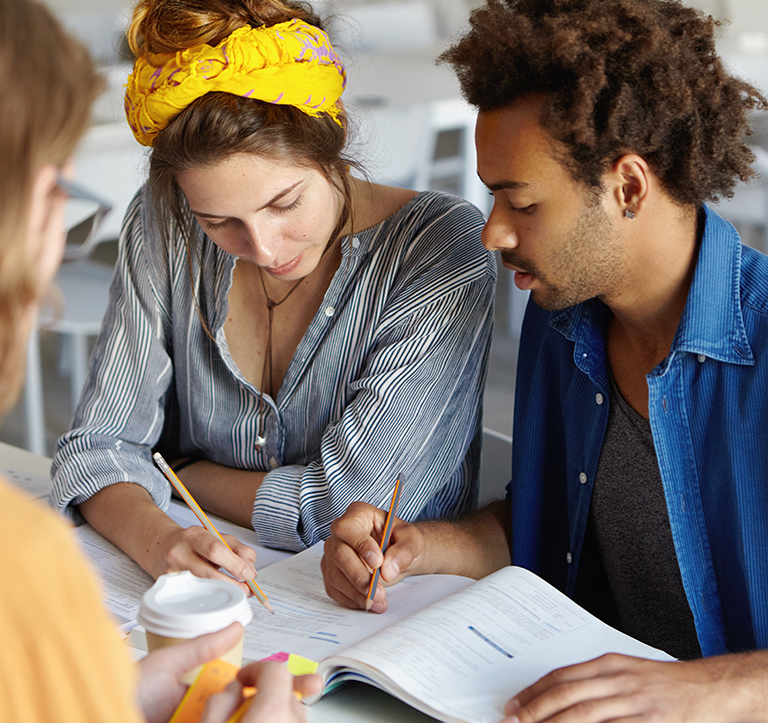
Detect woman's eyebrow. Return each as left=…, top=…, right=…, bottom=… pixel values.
left=190, top=180, right=303, bottom=218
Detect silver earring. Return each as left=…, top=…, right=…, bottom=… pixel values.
left=624, top=209, right=636, bottom=220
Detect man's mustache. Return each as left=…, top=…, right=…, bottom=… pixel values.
left=500, top=251, right=536, bottom=275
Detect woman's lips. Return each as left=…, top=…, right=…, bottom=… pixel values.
left=264, top=253, right=302, bottom=276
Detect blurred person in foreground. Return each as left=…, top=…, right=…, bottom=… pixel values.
left=0, top=0, right=318, bottom=720
left=321, top=0, right=768, bottom=720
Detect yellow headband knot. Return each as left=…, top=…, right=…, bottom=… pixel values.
left=124, top=18, right=347, bottom=147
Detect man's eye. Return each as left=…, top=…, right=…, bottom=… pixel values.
left=510, top=204, right=535, bottom=214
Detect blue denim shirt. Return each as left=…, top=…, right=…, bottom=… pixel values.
left=509, top=206, right=768, bottom=657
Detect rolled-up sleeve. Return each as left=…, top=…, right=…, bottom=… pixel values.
left=50, top=190, right=177, bottom=521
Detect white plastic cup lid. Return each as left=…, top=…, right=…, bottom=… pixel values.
left=138, top=571, right=253, bottom=638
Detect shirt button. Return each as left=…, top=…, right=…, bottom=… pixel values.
left=325, top=306, right=335, bottom=317
left=697, top=354, right=706, bottom=363
left=351, top=236, right=360, bottom=248
left=595, top=393, right=604, bottom=405
left=566, top=552, right=573, bottom=564
left=269, top=457, right=278, bottom=469
left=579, top=472, right=587, bottom=484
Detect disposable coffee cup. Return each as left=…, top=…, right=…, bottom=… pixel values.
left=138, top=571, right=253, bottom=684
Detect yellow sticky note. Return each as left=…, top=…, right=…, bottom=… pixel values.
left=286, top=653, right=318, bottom=676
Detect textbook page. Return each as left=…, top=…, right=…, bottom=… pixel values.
left=315, top=565, right=675, bottom=723
left=242, top=543, right=474, bottom=663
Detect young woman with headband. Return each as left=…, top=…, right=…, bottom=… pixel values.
left=50, top=0, right=495, bottom=590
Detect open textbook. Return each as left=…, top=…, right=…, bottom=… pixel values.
left=242, top=545, right=675, bottom=723
left=77, top=520, right=674, bottom=723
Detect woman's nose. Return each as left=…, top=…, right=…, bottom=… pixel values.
left=244, top=221, right=280, bottom=266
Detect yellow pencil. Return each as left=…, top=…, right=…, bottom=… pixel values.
left=153, top=452, right=274, bottom=614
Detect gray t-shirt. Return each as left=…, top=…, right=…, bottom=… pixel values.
left=589, top=374, right=701, bottom=660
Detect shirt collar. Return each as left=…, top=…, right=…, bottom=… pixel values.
left=549, top=205, right=753, bottom=367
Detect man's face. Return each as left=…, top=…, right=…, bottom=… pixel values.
left=476, top=96, right=626, bottom=312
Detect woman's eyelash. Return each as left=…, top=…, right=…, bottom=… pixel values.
left=272, top=196, right=303, bottom=214
left=199, top=195, right=303, bottom=229
left=202, top=217, right=233, bottom=230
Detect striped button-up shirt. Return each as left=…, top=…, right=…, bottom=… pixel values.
left=51, top=189, right=496, bottom=550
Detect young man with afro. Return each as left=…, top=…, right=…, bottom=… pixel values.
left=321, top=0, right=768, bottom=720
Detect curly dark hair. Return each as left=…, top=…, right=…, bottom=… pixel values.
left=440, top=0, right=767, bottom=205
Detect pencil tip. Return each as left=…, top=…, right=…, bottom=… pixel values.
left=365, top=599, right=373, bottom=612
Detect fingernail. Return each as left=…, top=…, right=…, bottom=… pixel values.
left=384, top=560, right=400, bottom=579
left=505, top=698, right=520, bottom=715
left=364, top=551, right=378, bottom=567
left=370, top=601, right=386, bottom=613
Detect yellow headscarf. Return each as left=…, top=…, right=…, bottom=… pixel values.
left=124, top=18, right=346, bottom=147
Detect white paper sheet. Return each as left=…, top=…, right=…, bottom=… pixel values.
left=240, top=543, right=474, bottom=663
left=2, top=468, right=52, bottom=499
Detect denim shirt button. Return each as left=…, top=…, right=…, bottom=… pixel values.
left=566, top=552, right=573, bottom=564
left=579, top=472, right=587, bottom=484
left=697, top=354, right=706, bottom=363
left=595, top=393, right=604, bottom=405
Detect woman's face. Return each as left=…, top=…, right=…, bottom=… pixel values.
left=177, top=153, right=343, bottom=282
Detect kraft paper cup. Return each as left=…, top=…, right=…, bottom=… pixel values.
left=138, top=571, right=253, bottom=684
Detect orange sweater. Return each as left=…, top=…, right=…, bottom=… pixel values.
left=0, top=479, right=143, bottom=723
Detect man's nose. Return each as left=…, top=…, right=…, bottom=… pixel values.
left=481, top=202, right=517, bottom=252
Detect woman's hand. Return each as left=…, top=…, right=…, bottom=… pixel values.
left=79, top=483, right=258, bottom=595
left=200, top=662, right=322, bottom=723
left=136, top=623, right=244, bottom=723
left=153, top=524, right=258, bottom=596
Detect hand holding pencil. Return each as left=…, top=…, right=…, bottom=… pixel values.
left=320, top=478, right=428, bottom=614
left=153, top=452, right=273, bottom=613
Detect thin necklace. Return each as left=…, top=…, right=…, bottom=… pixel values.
left=257, top=267, right=303, bottom=398
left=252, top=239, right=342, bottom=450
left=254, top=268, right=303, bottom=449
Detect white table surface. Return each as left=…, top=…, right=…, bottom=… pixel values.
left=0, top=441, right=438, bottom=723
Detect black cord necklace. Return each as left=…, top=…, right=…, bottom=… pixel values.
left=254, top=268, right=303, bottom=449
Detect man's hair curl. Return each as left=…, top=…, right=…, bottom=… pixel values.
left=440, top=0, right=767, bottom=205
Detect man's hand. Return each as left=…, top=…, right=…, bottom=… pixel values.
left=503, top=651, right=768, bottom=723
left=320, top=501, right=427, bottom=613
left=200, top=662, right=322, bottom=723
left=136, top=622, right=245, bottom=723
